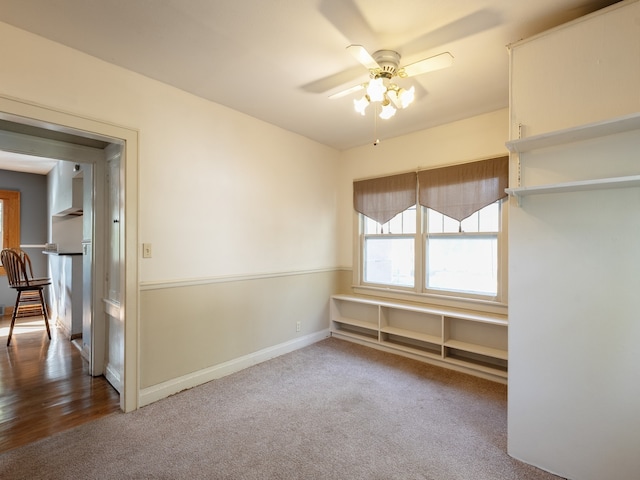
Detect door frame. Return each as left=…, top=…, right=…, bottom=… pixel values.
left=0, top=94, right=139, bottom=412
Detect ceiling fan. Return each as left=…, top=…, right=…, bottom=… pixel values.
left=304, top=0, right=500, bottom=109
left=330, top=44, right=453, bottom=119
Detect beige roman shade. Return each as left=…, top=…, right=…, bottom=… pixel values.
left=417, top=156, right=509, bottom=222
left=353, top=172, right=417, bottom=225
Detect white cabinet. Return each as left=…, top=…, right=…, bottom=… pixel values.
left=330, top=295, right=507, bottom=382
left=506, top=2, right=640, bottom=479
left=47, top=252, right=83, bottom=339
left=51, top=162, right=83, bottom=216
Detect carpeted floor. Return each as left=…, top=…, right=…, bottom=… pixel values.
left=0, top=337, right=562, bottom=479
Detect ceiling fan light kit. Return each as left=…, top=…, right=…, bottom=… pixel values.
left=355, top=81, right=416, bottom=118
left=335, top=45, right=453, bottom=120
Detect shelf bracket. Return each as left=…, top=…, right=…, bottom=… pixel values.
left=514, top=192, right=522, bottom=207
left=506, top=189, right=523, bottom=207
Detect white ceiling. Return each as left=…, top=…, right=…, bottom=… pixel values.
left=0, top=150, right=57, bottom=175
left=0, top=0, right=619, bottom=175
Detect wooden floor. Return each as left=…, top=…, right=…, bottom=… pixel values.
left=0, top=314, right=121, bottom=453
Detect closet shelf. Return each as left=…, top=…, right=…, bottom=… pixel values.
left=506, top=175, right=640, bottom=204
left=505, top=112, right=640, bottom=153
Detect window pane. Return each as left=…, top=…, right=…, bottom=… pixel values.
left=364, top=236, right=414, bottom=287
left=363, top=206, right=416, bottom=234
left=427, top=209, right=443, bottom=233
left=479, top=202, right=500, bottom=232
left=388, top=206, right=416, bottom=234
left=363, top=215, right=379, bottom=234
left=427, top=235, right=497, bottom=296
left=460, top=211, right=478, bottom=233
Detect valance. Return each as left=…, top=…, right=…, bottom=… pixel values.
left=353, top=172, right=417, bottom=225
left=417, top=156, right=508, bottom=222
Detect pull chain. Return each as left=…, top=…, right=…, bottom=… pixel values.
left=373, top=104, right=380, bottom=146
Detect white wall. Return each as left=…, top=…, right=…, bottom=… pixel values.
left=0, top=21, right=341, bottom=400
left=0, top=21, right=340, bottom=281
left=507, top=2, right=640, bottom=479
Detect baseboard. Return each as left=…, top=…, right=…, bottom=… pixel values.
left=55, top=318, right=71, bottom=339
left=81, top=344, right=91, bottom=362
left=139, top=329, right=331, bottom=407
left=105, top=362, right=123, bottom=394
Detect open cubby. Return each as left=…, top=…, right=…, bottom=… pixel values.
left=380, top=333, right=441, bottom=357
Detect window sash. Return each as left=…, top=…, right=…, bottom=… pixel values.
left=362, top=234, right=416, bottom=288
left=424, top=232, right=499, bottom=297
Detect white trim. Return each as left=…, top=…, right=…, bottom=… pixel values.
left=506, top=0, right=636, bottom=50
left=105, top=362, right=123, bottom=394
left=139, top=267, right=348, bottom=291
left=138, top=329, right=331, bottom=407
left=0, top=93, right=140, bottom=413
left=0, top=128, right=105, bottom=163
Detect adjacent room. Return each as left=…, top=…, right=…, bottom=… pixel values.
left=0, top=1, right=638, bottom=479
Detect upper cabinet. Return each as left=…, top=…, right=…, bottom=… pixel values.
left=508, top=2, right=640, bottom=140
left=507, top=1, right=640, bottom=199
left=50, top=162, right=83, bottom=216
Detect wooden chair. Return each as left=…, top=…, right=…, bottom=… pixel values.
left=1, top=248, right=52, bottom=346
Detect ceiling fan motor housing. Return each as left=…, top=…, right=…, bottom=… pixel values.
left=372, top=50, right=401, bottom=78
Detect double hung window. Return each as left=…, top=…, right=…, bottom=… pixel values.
left=355, top=157, right=507, bottom=303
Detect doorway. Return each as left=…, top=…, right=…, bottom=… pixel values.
left=0, top=95, right=138, bottom=412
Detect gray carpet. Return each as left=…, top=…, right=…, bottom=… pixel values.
left=0, top=337, right=561, bottom=479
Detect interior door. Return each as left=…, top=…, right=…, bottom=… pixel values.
left=103, top=145, right=124, bottom=393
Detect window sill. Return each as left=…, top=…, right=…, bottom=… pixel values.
left=352, top=285, right=507, bottom=316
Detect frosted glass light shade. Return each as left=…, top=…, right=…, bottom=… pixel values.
left=366, top=78, right=386, bottom=102
left=354, top=96, right=369, bottom=115
left=399, top=86, right=415, bottom=108
left=379, top=102, right=396, bottom=119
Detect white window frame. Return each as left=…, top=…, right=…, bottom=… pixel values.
left=354, top=200, right=508, bottom=307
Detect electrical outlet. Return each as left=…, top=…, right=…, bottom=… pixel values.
left=142, top=243, right=152, bottom=258
left=296, top=321, right=301, bottom=332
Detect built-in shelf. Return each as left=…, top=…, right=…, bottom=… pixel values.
left=506, top=113, right=640, bottom=206
left=443, top=340, right=508, bottom=361
left=506, top=112, right=640, bottom=153
left=380, top=326, right=441, bottom=345
left=330, top=294, right=508, bottom=382
left=506, top=175, right=640, bottom=205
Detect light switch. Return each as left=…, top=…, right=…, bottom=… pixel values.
left=142, top=243, right=152, bottom=258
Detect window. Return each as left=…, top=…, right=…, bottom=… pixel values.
left=0, top=190, right=21, bottom=276
left=354, top=157, right=508, bottom=303
left=359, top=200, right=504, bottom=300
left=425, top=202, right=501, bottom=297
left=362, top=206, right=416, bottom=288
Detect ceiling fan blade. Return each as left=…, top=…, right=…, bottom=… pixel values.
left=402, top=10, right=501, bottom=58
left=346, top=44, right=379, bottom=71
left=318, top=0, right=377, bottom=47
left=328, top=83, right=364, bottom=99
left=399, top=52, right=453, bottom=78
left=300, top=65, right=369, bottom=94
